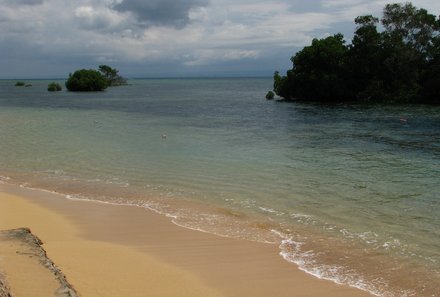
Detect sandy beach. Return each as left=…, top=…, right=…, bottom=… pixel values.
left=0, top=183, right=373, bottom=297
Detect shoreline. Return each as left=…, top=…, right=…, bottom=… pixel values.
left=0, top=184, right=224, bottom=297
left=0, top=182, right=373, bottom=297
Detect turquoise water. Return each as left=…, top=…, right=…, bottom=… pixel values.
left=1, top=79, right=439, bottom=296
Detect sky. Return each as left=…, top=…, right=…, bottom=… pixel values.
left=1, top=0, right=439, bottom=78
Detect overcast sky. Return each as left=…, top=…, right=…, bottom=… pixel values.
left=1, top=0, right=439, bottom=78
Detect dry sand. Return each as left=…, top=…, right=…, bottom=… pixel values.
left=0, top=183, right=373, bottom=297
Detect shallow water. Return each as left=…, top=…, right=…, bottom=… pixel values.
left=1, top=78, right=439, bottom=296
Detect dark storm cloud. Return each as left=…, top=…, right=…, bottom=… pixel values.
left=5, top=0, right=44, bottom=5
left=113, top=0, right=208, bottom=28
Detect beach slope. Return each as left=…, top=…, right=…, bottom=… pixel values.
left=0, top=184, right=373, bottom=297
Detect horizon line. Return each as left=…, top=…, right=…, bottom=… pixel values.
left=0, top=75, right=273, bottom=81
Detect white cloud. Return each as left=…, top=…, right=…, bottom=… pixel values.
left=74, top=5, right=127, bottom=32
left=1, top=0, right=439, bottom=77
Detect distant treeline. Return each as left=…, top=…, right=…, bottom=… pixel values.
left=272, top=2, right=440, bottom=104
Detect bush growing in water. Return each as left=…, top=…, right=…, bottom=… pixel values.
left=98, top=65, right=127, bottom=86
left=65, top=69, right=108, bottom=92
left=266, top=91, right=275, bottom=100
left=15, top=81, right=25, bottom=86
left=48, top=82, right=62, bottom=92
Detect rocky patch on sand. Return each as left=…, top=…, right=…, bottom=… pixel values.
left=0, top=228, right=78, bottom=297
left=0, top=272, right=12, bottom=297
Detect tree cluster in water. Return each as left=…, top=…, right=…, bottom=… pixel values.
left=272, top=3, right=440, bottom=103
left=65, top=65, right=127, bottom=92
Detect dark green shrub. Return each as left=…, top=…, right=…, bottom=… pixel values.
left=65, top=69, right=108, bottom=92
left=48, top=82, right=62, bottom=92
left=99, top=65, right=127, bottom=86
left=15, top=81, right=25, bottom=86
left=266, top=91, right=275, bottom=100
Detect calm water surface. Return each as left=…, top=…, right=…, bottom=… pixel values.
left=0, top=78, right=439, bottom=296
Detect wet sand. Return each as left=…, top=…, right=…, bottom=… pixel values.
left=0, top=183, right=373, bottom=297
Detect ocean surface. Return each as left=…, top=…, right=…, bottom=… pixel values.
left=0, top=78, right=439, bottom=296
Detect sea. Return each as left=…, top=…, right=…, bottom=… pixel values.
left=0, top=78, right=439, bottom=297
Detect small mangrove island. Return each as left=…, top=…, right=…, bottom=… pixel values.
left=14, top=81, right=32, bottom=87
left=47, top=82, right=62, bottom=92
left=271, top=2, right=440, bottom=104
left=65, top=65, right=126, bottom=92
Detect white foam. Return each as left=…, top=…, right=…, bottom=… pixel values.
left=289, top=212, right=315, bottom=224
left=0, top=175, right=11, bottom=181
left=271, top=229, right=409, bottom=297
left=104, top=178, right=130, bottom=188
left=382, top=239, right=402, bottom=250
left=86, top=178, right=101, bottom=183
left=258, top=206, right=284, bottom=216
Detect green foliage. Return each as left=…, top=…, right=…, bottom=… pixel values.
left=272, top=2, right=440, bottom=104
left=266, top=90, right=275, bottom=100
left=421, top=52, right=440, bottom=103
left=65, top=69, right=108, bottom=92
left=15, top=81, right=25, bottom=86
left=348, top=15, right=382, bottom=95
left=98, top=65, right=127, bottom=86
left=273, top=71, right=289, bottom=99
left=47, top=82, right=62, bottom=92
left=290, top=34, right=351, bottom=101
left=382, top=3, right=438, bottom=56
